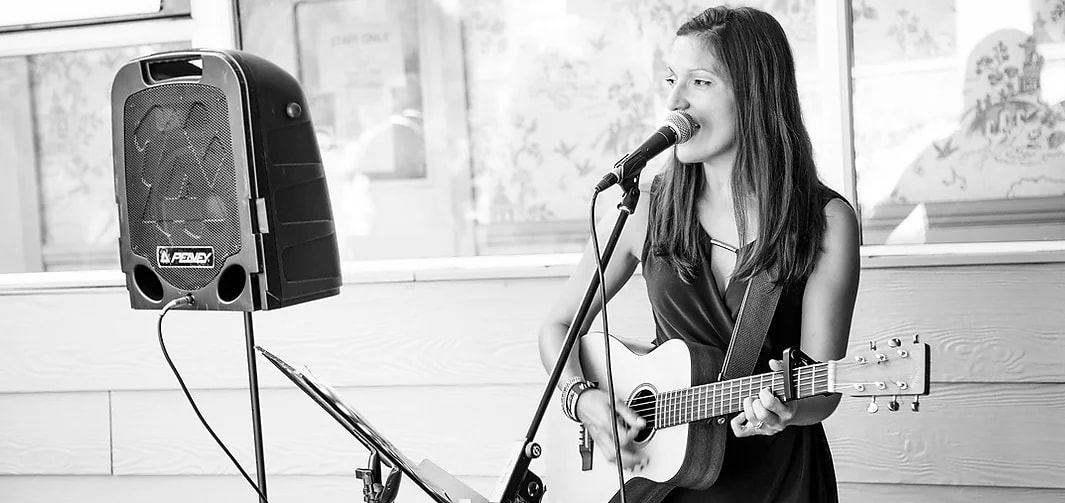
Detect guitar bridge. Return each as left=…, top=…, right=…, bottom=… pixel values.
left=578, top=424, right=593, bottom=471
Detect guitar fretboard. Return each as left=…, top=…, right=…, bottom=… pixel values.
left=649, top=362, right=833, bottom=429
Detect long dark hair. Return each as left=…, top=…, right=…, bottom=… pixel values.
left=650, top=6, right=826, bottom=288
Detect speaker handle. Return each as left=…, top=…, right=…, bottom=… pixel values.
left=142, top=54, right=204, bottom=85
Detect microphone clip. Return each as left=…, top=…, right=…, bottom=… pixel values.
left=594, top=152, right=646, bottom=194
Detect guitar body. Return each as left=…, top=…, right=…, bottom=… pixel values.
left=537, top=333, right=727, bottom=502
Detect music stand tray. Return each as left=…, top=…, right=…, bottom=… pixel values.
left=257, top=346, right=490, bottom=503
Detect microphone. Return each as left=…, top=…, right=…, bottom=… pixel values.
left=594, top=111, right=699, bottom=192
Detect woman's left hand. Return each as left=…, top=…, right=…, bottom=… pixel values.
left=730, top=360, right=798, bottom=437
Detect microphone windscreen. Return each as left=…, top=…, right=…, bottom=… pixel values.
left=664, top=111, right=699, bottom=144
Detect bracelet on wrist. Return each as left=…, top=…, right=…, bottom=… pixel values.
left=563, top=379, right=598, bottom=422
left=560, top=376, right=587, bottom=421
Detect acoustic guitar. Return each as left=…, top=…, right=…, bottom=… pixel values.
left=537, top=332, right=930, bottom=502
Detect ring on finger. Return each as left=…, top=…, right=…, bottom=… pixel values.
left=754, top=421, right=765, bottom=429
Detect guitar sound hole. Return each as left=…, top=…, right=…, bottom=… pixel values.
left=630, top=388, right=656, bottom=443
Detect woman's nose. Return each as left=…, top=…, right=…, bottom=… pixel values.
left=665, top=85, right=688, bottom=111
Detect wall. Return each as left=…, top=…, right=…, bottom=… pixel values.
left=1, top=257, right=1063, bottom=502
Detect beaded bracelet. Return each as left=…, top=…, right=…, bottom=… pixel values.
left=564, top=379, right=598, bottom=422
left=562, top=377, right=587, bottom=419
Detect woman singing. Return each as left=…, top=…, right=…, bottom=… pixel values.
left=538, top=6, right=859, bottom=502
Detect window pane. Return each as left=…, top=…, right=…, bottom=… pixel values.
left=464, top=0, right=823, bottom=255
left=294, top=0, right=427, bottom=180
left=853, top=0, right=1065, bottom=245
left=0, top=42, right=190, bottom=272
left=238, top=0, right=823, bottom=260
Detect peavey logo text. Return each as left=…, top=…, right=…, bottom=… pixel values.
left=157, top=246, right=215, bottom=268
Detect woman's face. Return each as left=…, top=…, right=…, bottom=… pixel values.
left=664, top=35, right=737, bottom=168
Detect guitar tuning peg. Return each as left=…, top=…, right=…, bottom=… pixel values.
left=888, top=396, right=899, bottom=412
left=911, top=396, right=920, bottom=412
left=868, top=340, right=877, bottom=351
left=913, top=334, right=920, bottom=344
left=866, top=396, right=878, bottom=414
left=888, top=338, right=901, bottom=348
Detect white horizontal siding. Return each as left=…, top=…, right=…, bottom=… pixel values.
left=0, top=262, right=1062, bottom=501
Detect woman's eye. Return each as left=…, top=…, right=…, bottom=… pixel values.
left=664, top=77, right=677, bottom=87
left=692, top=79, right=712, bottom=87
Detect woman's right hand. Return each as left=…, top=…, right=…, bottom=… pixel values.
left=574, top=388, right=649, bottom=470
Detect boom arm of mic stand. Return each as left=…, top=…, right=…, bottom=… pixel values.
left=496, top=181, right=641, bottom=503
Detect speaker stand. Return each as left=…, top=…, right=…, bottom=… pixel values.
left=244, top=311, right=269, bottom=503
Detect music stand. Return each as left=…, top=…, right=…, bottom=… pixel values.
left=256, top=346, right=490, bottom=503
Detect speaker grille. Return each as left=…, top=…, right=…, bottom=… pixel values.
left=123, top=83, right=241, bottom=291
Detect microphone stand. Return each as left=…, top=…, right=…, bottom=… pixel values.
left=496, top=174, right=642, bottom=503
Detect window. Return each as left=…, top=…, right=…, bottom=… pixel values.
left=852, top=0, right=1065, bottom=245
left=0, top=6, right=194, bottom=273
left=238, top=0, right=826, bottom=261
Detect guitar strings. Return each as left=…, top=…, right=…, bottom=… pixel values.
left=623, top=358, right=904, bottom=426
left=623, top=366, right=827, bottom=408
left=629, top=385, right=835, bottom=425
left=626, top=385, right=833, bottom=417
left=628, top=381, right=834, bottom=424
left=627, top=390, right=834, bottom=417
left=623, top=367, right=832, bottom=420
left=614, top=357, right=884, bottom=414
left=624, top=373, right=830, bottom=411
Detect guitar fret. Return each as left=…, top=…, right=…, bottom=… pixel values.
left=732, top=379, right=738, bottom=414
left=702, top=384, right=708, bottom=420
left=669, top=390, right=673, bottom=428
left=675, top=389, right=680, bottom=426
left=691, top=388, right=696, bottom=423
left=669, top=390, right=675, bottom=428
left=679, top=388, right=684, bottom=426
left=692, top=387, right=697, bottom=423
left=800, top=366, right=809, bottom=398
left=733, top=379, right=739, bottom=414
left=676, top=389, right=680, bottom=426
left=668, top=387, right=677, bottom=426
left=710, top=383, right=716, bottom=418
left=666, top=390, right=671, bottom=428
left=690, top=387, right=695, bottom=423
left=662, top=391, right=668, bottom=429
left=679, top=389, right=685, bottom=425
left=686, top=387, right=692, bottom=424
left=663, top=390, right=669, bottom=428
left=697, top=386, right=702, bottom=419
left=661, top=391, right=666, bottom=428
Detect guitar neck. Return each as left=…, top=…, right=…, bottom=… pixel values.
left=655, top=362, right=833, bottom=429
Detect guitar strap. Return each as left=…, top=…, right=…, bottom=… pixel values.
left=609, top=266, right=782, bottom=503
left=719, top=264, right=781, bottom=381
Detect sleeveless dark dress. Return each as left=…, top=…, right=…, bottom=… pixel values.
left=641, top=180, right=841, bottom=503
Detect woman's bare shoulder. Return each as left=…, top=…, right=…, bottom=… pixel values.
left=822, top=197, right=858, bottom=248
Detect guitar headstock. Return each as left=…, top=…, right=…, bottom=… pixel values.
left=830, top=335, right=929, bottom=413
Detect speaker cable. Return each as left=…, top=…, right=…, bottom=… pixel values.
left=158, top=295, right=270, bottom=502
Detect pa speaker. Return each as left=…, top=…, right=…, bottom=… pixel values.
left=111, top=49, right=341, bottom=311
